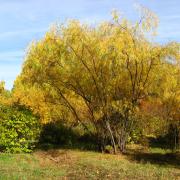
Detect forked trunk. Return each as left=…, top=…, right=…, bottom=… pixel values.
left=106, top=121, right=117, bottom=154
left=117, top=129, right=127, bottom=153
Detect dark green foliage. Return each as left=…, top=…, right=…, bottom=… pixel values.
left=149, top=124, right=180, bottom=150
left=39, top=121, right=77, bottom=147
left=166, top=124, right=179, bottom=150
left=0, top=105, right=41, bottom=153
left=39, top=121, right=98, bottom=151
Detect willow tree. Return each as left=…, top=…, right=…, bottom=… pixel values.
left=14, top=8, right=180, bottom=153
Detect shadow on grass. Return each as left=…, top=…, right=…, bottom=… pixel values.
left=37, top=121, right=180, bottom=169
left=125, top=148, right=180, bottom=169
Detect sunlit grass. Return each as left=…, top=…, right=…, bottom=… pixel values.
left=0, top=148, right=179, bottom=179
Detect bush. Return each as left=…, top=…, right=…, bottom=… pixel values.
left=128, top=129, right=142, bottom=144
left=39, top=121, right=78, bottom=147
left=139, top=135, right=150, bottom=148
left=150, top=124, right=180, bottom=150
left=0, top=105, right=41, bottom=153
left=39, top=121, right=98, bottom=151
left=104, top=145, right=114, bottom=154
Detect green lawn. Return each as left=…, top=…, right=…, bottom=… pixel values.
left=0, top=147, right=179, bottom=180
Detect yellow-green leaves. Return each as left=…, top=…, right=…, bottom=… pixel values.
left=12, top=9, right=180, bottom=152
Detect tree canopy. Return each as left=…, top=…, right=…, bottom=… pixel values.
left=12, top=8, right=180, bottom=153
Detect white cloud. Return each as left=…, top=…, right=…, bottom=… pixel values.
left=0, top=50, right=25, bottom=62
left=0, top=28, right=47, bottom=39
left=161, top=15, right=180, bottom=20
left=0, top=64, right=20, bottom=77
left=0, top=50, right=23, bottom=57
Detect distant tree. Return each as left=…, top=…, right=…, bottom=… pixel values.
left=158, top=61, right=180, bottom=150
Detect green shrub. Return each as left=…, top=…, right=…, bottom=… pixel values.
left=0, top=105, right=41, bottom=153
left=39, top=121, right=78, bottom=147
left=128, top=129, right=142, bottom=144
left=104, top=145, right=114, bottom=154
left=39, top=121, right=98, bottom=151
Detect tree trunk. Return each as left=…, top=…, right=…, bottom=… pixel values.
left=117, top=129, right=127, bottom=153
left=174, top=127, right=177, bottom=150
left=97, top=134, right=105, bottom=152
left=106, top=121, right=117, bottom=154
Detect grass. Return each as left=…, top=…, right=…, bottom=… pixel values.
left=0, top=146, right=179, bottom=180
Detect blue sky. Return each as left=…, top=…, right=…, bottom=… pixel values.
left=0, top=0, right=179, bottom=89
